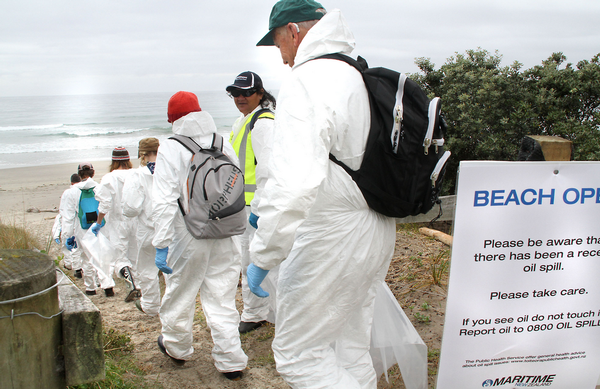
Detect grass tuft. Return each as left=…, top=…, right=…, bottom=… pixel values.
left=0, top=219, right=41, bottom=250
left=431, top=249, right=450, bottom=286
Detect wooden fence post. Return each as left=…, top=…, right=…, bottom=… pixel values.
left=519, top=135, right=573, bottom=161
left=0, top=249, right=65, bottom=389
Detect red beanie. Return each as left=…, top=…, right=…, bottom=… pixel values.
left=167, top=91, right=201, bottom=123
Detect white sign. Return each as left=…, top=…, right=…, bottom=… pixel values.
left=437, top=161, right=600, bottom=389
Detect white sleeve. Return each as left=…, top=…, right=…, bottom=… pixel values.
left=122, top=169, right=145, bottom=218
left=52, top=214, right=62, bottom=240
left=60, top=188, right=78, bottom=239
left=249, top=116, right=275, bottom=215
left=151, top=141, right=185, bottom=249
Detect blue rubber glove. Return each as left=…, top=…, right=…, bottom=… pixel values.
left=54, top=238, right=61, bottom=245
left=65, top=236, right=77, bottom=251
left=155, top=247, right=172, bottom=274
left=91, top=222, right=102, bottom=236
left=249, top=212, right=259, bottom=229
left=247, top=263, right=269, bottom=298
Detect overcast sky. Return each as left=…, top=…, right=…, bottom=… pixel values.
left=1, top=0, right=598, bottom=97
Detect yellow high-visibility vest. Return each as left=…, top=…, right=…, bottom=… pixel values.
left=230, top=108, right=274, bottom=204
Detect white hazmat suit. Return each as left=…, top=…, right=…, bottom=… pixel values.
left=250, top=9, right=396, bottom=388
left=61, top=177, right=101, bottom=293
left=94, top=168, right=137, bottom=289
left=122, top=164, right=160, bottom=315
left=52, top=213, right=78, bottom=270
left=231, top=105, right=278, bottom=324
left=152, top=110, right=248, bottom=372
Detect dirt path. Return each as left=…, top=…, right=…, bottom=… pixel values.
left=38, top=216, right=450, bottom=388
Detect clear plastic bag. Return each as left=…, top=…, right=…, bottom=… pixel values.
left=370, top=280, right=428, bottom=389
left=81, top=228, right=116, bottom=284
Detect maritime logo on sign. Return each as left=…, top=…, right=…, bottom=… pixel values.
left=481, top=374, right=556, bottom=387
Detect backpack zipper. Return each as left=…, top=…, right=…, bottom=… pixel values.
left=392, top=106, right=402, bottom=153
left=392, top=74, right=408, bottom=154
left=424, top=97, right=441, bottom=155
left=432, top=138, right=445, bottom=154
left=430, top=150, right=451, bottom=187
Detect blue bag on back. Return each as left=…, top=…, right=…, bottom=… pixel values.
left=78, top=187, right=105, bottom=229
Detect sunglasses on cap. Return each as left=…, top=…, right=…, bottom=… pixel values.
left=227, top=88, right=257, bottom=98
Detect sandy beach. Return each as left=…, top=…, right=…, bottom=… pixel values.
left=0, top=160, right=138, bottom=225
left=0, top=159, right=139, bottom=257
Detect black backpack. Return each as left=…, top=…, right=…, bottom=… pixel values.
left=320, top=54, right=451, bottom=218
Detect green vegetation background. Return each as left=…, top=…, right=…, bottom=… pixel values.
left=410, top=49, right=600, bottom=195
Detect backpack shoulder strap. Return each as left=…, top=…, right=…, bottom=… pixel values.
left=169, top=134, right=202, bottom=218
left=315, top=54, right=369, bottom=172
left=169, top=134, right=202, bottom=155
left=211, top=133, right=224, bottom=152
left=80, top=186, right=94, bottom=195
left=316, top=53, right=368, bottom=74
left=247, top=108, right=274, bottom=132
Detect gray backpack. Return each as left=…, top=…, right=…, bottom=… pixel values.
left=169, top=134, right=246, bottom=239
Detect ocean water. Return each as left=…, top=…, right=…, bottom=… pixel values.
left=0, top=91, right=241, bottom=170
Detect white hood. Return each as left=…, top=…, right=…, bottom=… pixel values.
left=293, top=9, right=356, bottom=69
left=75, top=177, right=97, bottom=190
left=171, top=111, right=218, bottom=137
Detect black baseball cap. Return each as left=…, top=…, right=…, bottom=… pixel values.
left=226, top=71, right=263, bottom=92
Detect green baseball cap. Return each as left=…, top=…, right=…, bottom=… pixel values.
left=256, top=0, right=326, bottom=46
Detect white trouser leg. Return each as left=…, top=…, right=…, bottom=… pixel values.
left=159, top=226, right=247, bottom=372
left=159, top=243, right=204, bottom=360
left=136, top=233, right=160, bottom=315
left=272, top=210, right=395, bottom=389
left=70, top=245, right=82, bottom=270
left=201, top=238, right=248, bottom=372
left=62, top=244, right=73, bottom=268
left=112, top=218, right=135, bottom=276
left=81, top=251, right=99, bottom=291
left=240, top=208, right=270, bottom=322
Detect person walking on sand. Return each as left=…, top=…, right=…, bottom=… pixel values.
left=55, top=173, right=82, bottom=272
left=122, top=137, right=161, bottom=316
left=226, top=71, right=278, bottom=334
left=248, top=1, right=396, bottom=387
left=61, top=163, right=102, bottom=295
left=151, top=91, right=247, bottom=380
left=90, top=147, right=141, bottom=300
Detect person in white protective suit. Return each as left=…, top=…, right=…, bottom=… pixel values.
left=55, top=173, right=82, bottom=272
left=61, top=163, right=101, bottom=295
left=152, top=91, right=248, bottom=380
left=226, top=71, right=278, bottom=334
left=121, top=137, right=161, bottom=316
left=90, top=147, right=141, bottom=300
left=249, top=1, right=396, bottom=387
